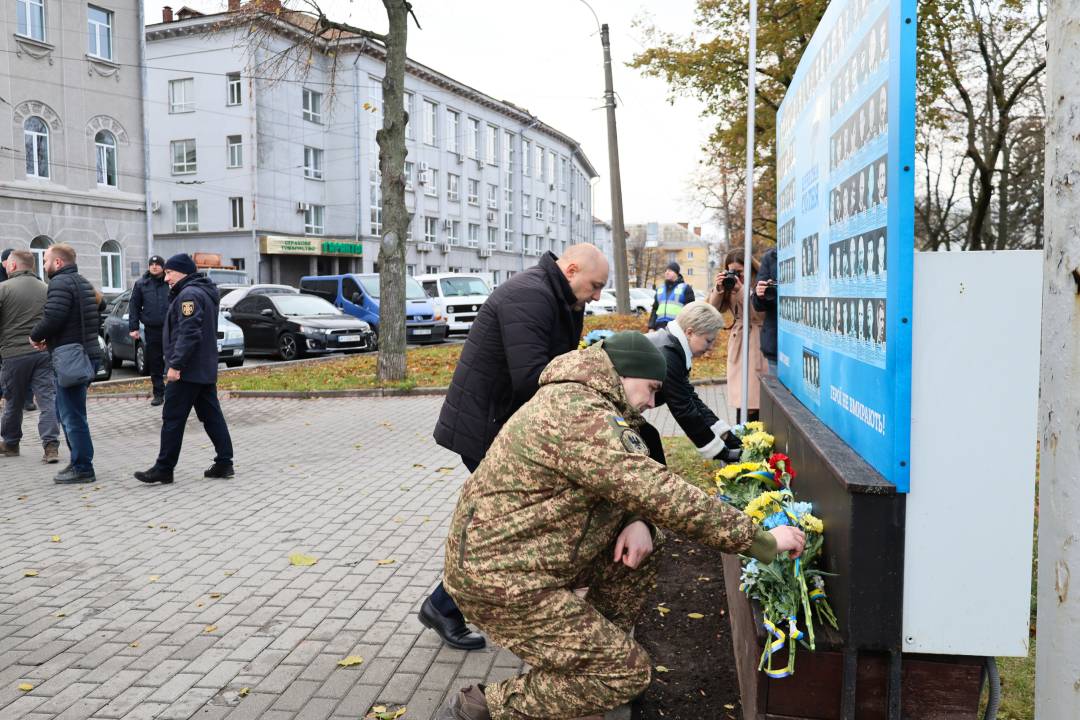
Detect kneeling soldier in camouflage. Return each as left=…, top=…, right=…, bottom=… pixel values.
left=437, top=331, right=805, bottom=720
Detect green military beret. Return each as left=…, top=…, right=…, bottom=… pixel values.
left=601, top=331, right=667, bottom=381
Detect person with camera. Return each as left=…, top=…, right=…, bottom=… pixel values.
left=753, top=247, right=779, bottom=375
left=647, top=262, right=695, bottom=330
left=709, top=250, right=768, bottom=424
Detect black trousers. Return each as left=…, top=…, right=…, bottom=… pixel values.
left=143, top=325, right=166, bottom=396
left=156, top=380, right=233, bottom=470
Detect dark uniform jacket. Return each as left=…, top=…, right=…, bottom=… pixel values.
left=752, top=248, right=778, bottom=360
left=30, top=264, right=103, bottom=365
left=433, top=251, right=584, bottom=462
left=648, top=325, right=731, bottom=458
left=164, top=273, right=220, bottom=385
left=443, top=344, right=776, bottom=604
left=129, top=271, right=170, bottom=330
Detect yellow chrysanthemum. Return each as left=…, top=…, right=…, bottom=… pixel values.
left=742, top=431, right=775, bottom=449
left=799, top=513, right=824, bottom=534
left=743, top=421, right=765, bottom=433
left=716, top=461, right=767, bottom=482
left=744, top=490, right=786, bottom=524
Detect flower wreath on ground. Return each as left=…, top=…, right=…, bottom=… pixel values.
left=713, top=422, right=839, bottom=679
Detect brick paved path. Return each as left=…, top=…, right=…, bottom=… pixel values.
left=0, top=389, right=727, bottom=720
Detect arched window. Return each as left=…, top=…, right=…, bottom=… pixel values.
left=100, top=240, right=123, bottom=292
left=30, top=235, right=51, bottom=281
left=95, top=130, right=117, bottom=187
left=24, top=116, right=49, bottom=178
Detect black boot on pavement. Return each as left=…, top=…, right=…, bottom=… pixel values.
left=0, top=441, right=19, bottom=457
left=150, top=394, right=164, bottom=407
left=419, top=596, right=486, bottom=651
left=435, top=685, right=490, bottom=720
left=55, top=466, right=96, bottom=484
left=135, top=466, right=174, bottom=484
left=204, top=462, right=235, bottom=479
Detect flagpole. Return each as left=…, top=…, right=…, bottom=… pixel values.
left=741, top=0, right=757, bottom=423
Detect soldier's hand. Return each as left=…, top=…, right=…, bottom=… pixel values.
left=769, top=526, right=806, bottom=559
left=129, top=330, right=140, bottom=340
left=614, top=521, right=653, bottom=569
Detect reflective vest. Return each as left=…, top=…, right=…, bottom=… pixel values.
left=655, top=282, right=688, bottom=323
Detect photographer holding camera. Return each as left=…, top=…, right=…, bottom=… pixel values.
left=753, top=247, right=779, bottom=375
left=709, top=250, right=769, bottom=424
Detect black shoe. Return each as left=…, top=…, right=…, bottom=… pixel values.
left=135, top=466, right=174, bottom=484
left=150, top=395, right=164, bottom=407
left=55, top=467, right=96, bottom=484
left=204, top=462, right=235, bottom=479
left=418, top=596, right=486, bottom=651
left=0, top=441, right=19, bottom=457
left=718, top=447, right=743, bottom=463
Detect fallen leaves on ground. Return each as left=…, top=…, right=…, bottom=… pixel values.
left=238, top=687, right=250, bottom=697
left=23, top=570, right=38, bottom=577
left=655, top=666, right=670, bottom=673
left=18, top=683, right=33, bottom=691
left=148, top=575, right=160, bottom=582
left=204, top=625, right=218, bottom=633
left=656, top=604, right=670, bottom=616
left=376, top=558, right=396, bottom=566
left=337, top=655, right=364, bottom=667
left=50, top=536, right=61, bottom=543
left=209, top=592, right=222, bottom=599
left=687, top=613, right=704, bottom=619
left=289, top=553, right=318, bottom=566
left=366, top=705, right=407, bottom=719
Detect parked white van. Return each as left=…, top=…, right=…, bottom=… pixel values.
left=415, top=273, right=492, bottom=334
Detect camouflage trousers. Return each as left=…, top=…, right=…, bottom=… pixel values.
left=452, top=532, right=664, bottom=720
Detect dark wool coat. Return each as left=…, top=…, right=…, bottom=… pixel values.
left=433, top=252, right=584, bottom=462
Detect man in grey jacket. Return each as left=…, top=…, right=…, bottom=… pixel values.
left=0, top=250, right=59, bottom=463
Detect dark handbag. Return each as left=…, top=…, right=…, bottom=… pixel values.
left=53, top=278, right=95, bottom=388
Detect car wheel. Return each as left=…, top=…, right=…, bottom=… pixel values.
left=104, top=339, right=120, bottom=368
left=278, top=333, right=300, bottom=361
left=135, top=342, right=147, bottom=375
left=368, top=327, right=379, bottom=351
left=97, top=351, right=113, bottom=381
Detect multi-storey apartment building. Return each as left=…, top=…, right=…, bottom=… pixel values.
left=145, top=4, right=598, bottom=287
left=0, top=0, right=148, bottom=290
left=627, top=222, right=711, bottom=294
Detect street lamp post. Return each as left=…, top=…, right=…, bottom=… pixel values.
left=740, top=0, right=757, bottom=423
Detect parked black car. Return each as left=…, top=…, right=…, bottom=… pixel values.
left=226, top=292, right=375, bottom=360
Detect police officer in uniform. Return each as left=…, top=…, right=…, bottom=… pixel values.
left=436, top=332, right=805, bottom=720
left=134, top=254, right=234, bottom=484
left=647, top=261, right=695, bottom=330
left=128, top=255, right=170, bottom=405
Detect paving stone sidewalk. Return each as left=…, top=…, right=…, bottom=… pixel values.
left=0, top=389, right=720, bottom=720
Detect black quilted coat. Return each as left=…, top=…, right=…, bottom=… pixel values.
left=29, top=264, right=103, bottom=364
left=433, top=252, right=584, bottom=462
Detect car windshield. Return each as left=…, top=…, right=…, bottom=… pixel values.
left=269, top=294, right=341, bottom=316
left=358, top=276, right=427, bottom=300
left=440, top=277, right=489, bottom=297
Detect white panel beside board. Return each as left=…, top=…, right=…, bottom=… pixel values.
left=902, top=250, right=1039, bottom=656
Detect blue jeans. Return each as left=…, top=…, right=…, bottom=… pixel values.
left=55, top=381, right=93, bottom=471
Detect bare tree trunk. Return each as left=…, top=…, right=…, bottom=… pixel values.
left=375, top=0, right=409, bottom=382
left=997, top=139, right=1010, bottom=249
left=1035, top=4, right=1080, bottom=715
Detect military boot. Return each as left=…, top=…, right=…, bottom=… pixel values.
left=42, top=442, right=60, bottom=464
left=435, top=686, right=490, bottom=720
left=0, top=441, right=19, bottom=457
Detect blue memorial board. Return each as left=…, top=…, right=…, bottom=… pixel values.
left=775, top=0, right=915, bottom=491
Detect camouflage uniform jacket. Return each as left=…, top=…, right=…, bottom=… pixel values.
left=444, top=343, right=777, bottom=604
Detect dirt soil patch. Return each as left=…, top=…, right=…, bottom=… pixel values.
left=633, top=533, right=740, bottom=720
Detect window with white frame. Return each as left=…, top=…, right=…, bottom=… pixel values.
left=16, top=0, right=45, bottom=41
left=303, top=146, right=324, bottom=180
left=492, top=270, right=501, bottom=285
left=560, top=157, right=568, bottom=189
left=535, top=196, right=544, bottom=220
left=548, top=200, right=556, bottom=222
left=486, top=183, right=497, bottom=209
left=94, top=130, right=117, bottom=187
left=467, top=223, right=479, bottom=248
left=99, top=240, right=122, bottom=292
left=171, top=139, right=196, bottom=174
left=487, top=227, right=498, bottom=250
left=503, top=130, right=514, bottom=186
left=523, top=234, right=531, bottom=252
left=424, top=216, right=437, bottom=243
left=522, top=139, right=531, bottom=176
left=467, top=117, right=480, bottom=159
left=486, top=124, right=498, bottom=164
left=424, top=169, right=438, bottom=197
left=302, top=88, right=322, bottom=123
left=404, top=161, right=414, bottom=191
left=226, top=72, right=242, bottom=106
left=447, top=110, right=460, bottom=154
left=304, top=204, right=325, bottom=235
left=447, top=173, right=459, bottom=202
left=229, top=196, right=244, bottom=229
left=547, top=151, right=556, bottom=185
left=87, top=6, right=112, bottom=60
left=522, top=193, right=531, bottom=217
left=561, top=204, right=568, bottom=225
left=404, top=92, right=413, bottom=139
left=448, top=220, right=460, bottom=246
left=535, top=144, right=545, bottom=181
left=169, top=78, right=194, bottom=113
left=467, top=178, right=479, bottom=206
left=174, top=200, right=198, bottom=232
left=687, top=250, right=694, bottom=259
left=226, top=135, right=242, bottom=168
left=423, top=99, right=437, bottom=146
left=503, top=188, right=513, bottom=251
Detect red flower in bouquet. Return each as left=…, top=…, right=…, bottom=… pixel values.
left=768, top=453, right=796, bottom=487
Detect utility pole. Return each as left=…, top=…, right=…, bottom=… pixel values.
left=601, top=23, right=630, bottom=314
left=740, top=0, right=757, bottom=422
left=1034, top=3, right=1080, bottom=716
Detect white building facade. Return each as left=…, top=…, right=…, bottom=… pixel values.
left=145, top=6, right=598, bottom=287
left=591, top=217, right=614, bottom=287
left=0, top=0, right=148, bottom=291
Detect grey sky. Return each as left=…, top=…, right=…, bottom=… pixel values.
left=145, top=0, right=714, bottom=227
